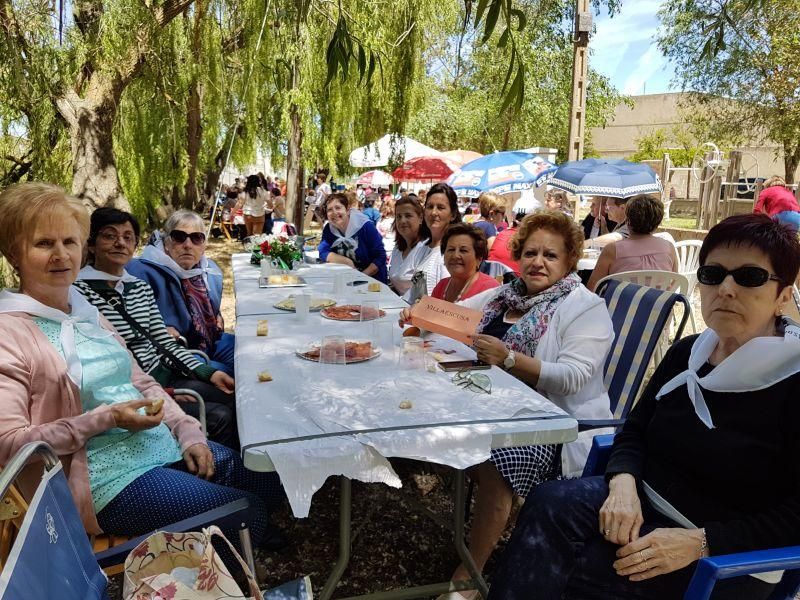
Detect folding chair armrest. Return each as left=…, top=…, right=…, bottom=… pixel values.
left=581, top=434, right=615, bottom=478
left=577, top=419, right=626, bottom=432
left=0, top=442, right=60, bottom=498
left=684, top=547, right=800, bottom=600
left=94, top=498, right=256, bottom=569
left=172, top=388, right=207, bottom=436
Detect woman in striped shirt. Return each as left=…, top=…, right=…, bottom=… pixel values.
left=73, top=208, right=239, bottom=449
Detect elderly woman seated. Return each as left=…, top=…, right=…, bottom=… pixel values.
left=431, top=223, right=500, bottom=302
left=0, top=183, right=284, bottom=549
left=126, top=210, right=235, bottom=377
left=74, top=208, right=239, bottom=449
left=488, top=213, right=800, bottom=600
left=585, top=196, right=630, bottom=248
left=317, top=192, right=388, bottom=283
left=588, top=194, right=678, bottom=291
left=417, top=211, right=615, bottom=599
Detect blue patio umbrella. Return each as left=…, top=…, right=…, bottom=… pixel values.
left=547, top=158, right=662, bottom=199
left=447, top=151, right=557, bottom=197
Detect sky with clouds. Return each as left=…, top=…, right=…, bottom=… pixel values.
left=591, top=0, right=676, bottom=96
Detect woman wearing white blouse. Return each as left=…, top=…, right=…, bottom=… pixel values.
left=389, top=196, right=427, bottom=295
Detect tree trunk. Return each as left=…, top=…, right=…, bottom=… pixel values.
left=57, top=85, right=129, bottom=211
left=183, top=3, right=206, bottom=211
left=783, top=141, right=800, bottom=185
left=285, top=52, right=303, bottom=233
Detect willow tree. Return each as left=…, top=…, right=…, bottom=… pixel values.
left=407, top=0, right=622, bottom=158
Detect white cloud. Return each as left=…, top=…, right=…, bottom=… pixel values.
left=591, top=0, right=675, bottom=94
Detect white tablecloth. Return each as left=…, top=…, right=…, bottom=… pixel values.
left=232, top=255, right=578, bottom=517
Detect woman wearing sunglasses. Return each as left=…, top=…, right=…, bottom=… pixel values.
left=489, top=213, right=800, bottom=600
left=127, top=210, right=235, bottom=377
left=73, top=208, right=240, bottom=449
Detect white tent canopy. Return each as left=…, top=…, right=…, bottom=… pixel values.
left=349, top=134, right=443, bottom=168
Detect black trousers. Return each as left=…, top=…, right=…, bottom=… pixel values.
left=488, top=476, right=775, bottom=600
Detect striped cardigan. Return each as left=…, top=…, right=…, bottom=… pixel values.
left=72, top=279, right=216, bottom=383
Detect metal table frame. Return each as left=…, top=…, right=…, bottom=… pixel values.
left=243, top=413, right=576, bottom=600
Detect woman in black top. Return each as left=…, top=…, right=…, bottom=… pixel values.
left=488, top=213, right=800, bottom=600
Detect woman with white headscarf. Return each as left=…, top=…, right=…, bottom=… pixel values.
left=317, top=192, right=388, bottom=283
left=0, top=182, right=284, bottom=550
left=488, top=213, right=800, bottom=600
left=126, top=210, right=235, bottom=376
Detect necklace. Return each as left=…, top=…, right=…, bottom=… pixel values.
left=445, top=272, right=479, bottom=303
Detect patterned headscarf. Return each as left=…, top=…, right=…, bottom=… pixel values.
left=179, top=276, right=221, bottom=353
left=477, top=273, right=581, bottom=357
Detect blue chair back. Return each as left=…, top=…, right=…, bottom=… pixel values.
left=597, top=278, right=690, bottom=419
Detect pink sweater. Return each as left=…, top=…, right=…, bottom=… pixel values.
left=0, top=312, right=207, bottom=534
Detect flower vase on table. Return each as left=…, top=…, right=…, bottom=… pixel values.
left=248, top=234, right=303, bottom=269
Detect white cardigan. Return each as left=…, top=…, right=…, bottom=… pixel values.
left=463, top=285, right=615, bottom=477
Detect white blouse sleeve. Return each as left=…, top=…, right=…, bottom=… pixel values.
left=536, top=299, right=614, bottom=397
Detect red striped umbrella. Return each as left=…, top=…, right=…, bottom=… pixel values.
left=392, top=156, right=460, bottom=182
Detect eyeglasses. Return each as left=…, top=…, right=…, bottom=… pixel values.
left=697, top=265, right=782, bottom=288
left=452, top=369, right=492, bottom=395
left=98, top=230, right=137, bottom=245
left=169, top=230, right=206, bottom=245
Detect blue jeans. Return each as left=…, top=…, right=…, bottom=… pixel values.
left=487, top=477, right=774, bottom=600
left=774, top=211, right=800, bottom=233
left=96, top=442, right=283, bottom=546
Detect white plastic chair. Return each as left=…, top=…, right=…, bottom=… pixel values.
left=653, top=231, right=676, bottom=245
left=675, top=240, right=704, bottom=297
left=595, top=270, right=696, bottom=363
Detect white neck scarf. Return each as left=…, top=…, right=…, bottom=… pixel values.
left=76, top=265, right=138, bottom=293
left=329, top=210, right=371, bottom=262
left=656, top=318, right=800, bottom=428
left=0, top=288, right=113, bottom=386
left=140, top=241, right=220, bottom=283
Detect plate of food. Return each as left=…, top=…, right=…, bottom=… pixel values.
left=295, top=340, right=381, bottom=364
left=259, top=274, right=307, bottom=288
left=274, top=296, right=336, bottom=312
left=320, top=304, right=387, bottom=321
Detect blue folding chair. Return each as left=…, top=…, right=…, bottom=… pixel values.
left=579, top=279, right=691, bottom=432
left=582, top=436, right=800, bottom=600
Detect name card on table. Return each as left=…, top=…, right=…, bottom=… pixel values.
left=410, top=296, right=483, bottom=345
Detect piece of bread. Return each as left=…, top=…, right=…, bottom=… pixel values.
left=258, top=370, right=273, bottom=382
left=399, top=400, right=412, bottom=409
left=257, top=319, right=269, bottom=336
left=145, top=398, right=164, bottom=416
left=368, top=282, right=381, bottom=292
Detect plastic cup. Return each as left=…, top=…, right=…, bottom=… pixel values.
left=400, top=336, right=425, bottom=370
left=260, top=260, right=271, bottom=277
left=333, top=272, right=348, bottom=295
left=319, top=335, right=346, bottom=365
left=294, top=293, right=311, bottom=323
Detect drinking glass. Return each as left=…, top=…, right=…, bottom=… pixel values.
left=294, top=293, right=311, bottom=323
left=319, top=335, right=346, bottom=365
left=399, top=336, right=425, bottom=370
left=333, top=272, right=349, bottom=295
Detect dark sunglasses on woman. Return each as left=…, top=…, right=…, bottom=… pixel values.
left=169, top=230, right=206, bottom=245
left=697, top=265, right=782, bottom=288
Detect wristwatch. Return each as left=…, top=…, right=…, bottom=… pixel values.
left=503, top=349, right=516, bottom=370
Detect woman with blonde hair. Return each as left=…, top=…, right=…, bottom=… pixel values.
left=753, top=175, right=800, bottom=232
left=474, top=192, right=507, bottom=249
left=0, top=182, right=284, bottom=549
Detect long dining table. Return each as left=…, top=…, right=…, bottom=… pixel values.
left=231, top=253, right=579, bottom=599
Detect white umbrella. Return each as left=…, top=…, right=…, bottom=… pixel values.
left=349, top=134, right=443, bottom=168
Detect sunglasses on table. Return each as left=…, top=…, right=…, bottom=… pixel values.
left=168, top=230, right=206, bottom=245
left=697, top=265, right=782, bottom=288
left=452, top=369, right=492, bottom=395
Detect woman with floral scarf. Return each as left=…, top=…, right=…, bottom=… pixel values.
left=438, top=211, right=615, bottom=600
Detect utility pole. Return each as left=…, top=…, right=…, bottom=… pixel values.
left=567, top=0, right=592, bottom=162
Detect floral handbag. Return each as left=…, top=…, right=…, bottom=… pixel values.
left=122, top=526, right=262, bottom=600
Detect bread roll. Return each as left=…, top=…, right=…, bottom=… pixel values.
left=257, top=319, right=269, bottom=336
left=145, top=398, right=164, bottom=416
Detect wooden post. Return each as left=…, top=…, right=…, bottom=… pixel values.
left=660, top=153, right=671, bottom=205
left=566, top=0, right=591, bottom=162
left=752, top=180, right=764, bottom=212
left=707, top=175, right=723, bottom=228
left=723, top=150, right=742, bottom=219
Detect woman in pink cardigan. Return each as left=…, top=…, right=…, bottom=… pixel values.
left=0, top=182, right=284, bottom=549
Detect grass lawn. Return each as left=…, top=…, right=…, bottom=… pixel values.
left=662, top=216, right=700, bottom=230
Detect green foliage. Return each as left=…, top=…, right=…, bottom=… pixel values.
left=628, top=127, right=700, bottom=167
left=658, top=0, right=800, bottom=180
left=407, top=1, right=623, bottom=160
